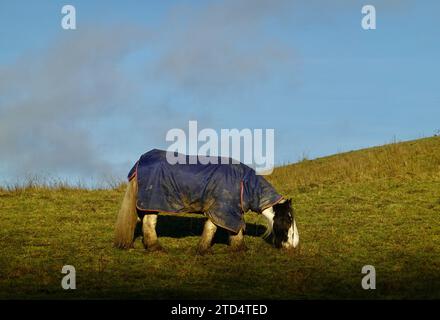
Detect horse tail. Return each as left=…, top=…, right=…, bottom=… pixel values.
left=114, top=176, right=138, bottom=249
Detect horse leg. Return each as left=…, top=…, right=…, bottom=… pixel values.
left=229, top=229, right=247, bottom=252
left=197, top=219, right=217, bottom=255
left=142, top=214, right=164, bottom=252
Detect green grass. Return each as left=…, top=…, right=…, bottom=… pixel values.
left=1, top=136, right=440, bottom=299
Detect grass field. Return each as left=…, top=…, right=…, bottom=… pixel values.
left=1, top=136, right=440, bottom=299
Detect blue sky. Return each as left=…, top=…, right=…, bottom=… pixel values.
left=0, top=0, right=439, bottom=185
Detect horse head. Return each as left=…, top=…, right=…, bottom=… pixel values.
left=262, top=198, right=299, bottom=249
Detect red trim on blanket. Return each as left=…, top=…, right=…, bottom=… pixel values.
left=135, top=205, right=185, bottom=214
left=239, top=180, right=283, bottom=213
left=260, top=195, right=284, bottom=212
left=135, top=204, right=241, bottom=233
left=240, top=180, right=244, bottom=212
left=127, top=161, right=139, bottom=181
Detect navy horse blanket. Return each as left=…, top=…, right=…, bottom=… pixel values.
left=128, top=149, right=282, bottom=233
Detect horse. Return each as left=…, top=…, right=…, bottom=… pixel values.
left=114, top=149, right=299, bottom=254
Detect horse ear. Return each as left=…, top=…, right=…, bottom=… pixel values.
left=288, top=198, right=292, bottom=205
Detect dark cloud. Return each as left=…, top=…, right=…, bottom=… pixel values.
left=0, top=26, right=149, bottom=183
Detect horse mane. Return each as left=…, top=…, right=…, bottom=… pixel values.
left=261, top=198, right=288, bottom=239
left=271, top=199, right=293, bottom=248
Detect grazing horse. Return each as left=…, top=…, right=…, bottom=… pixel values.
left=114, top=149, right=299, bottom=254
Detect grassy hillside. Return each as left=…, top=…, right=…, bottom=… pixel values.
left=1, top=136, right=439, bottom=299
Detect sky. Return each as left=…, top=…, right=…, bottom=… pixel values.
left=0, top=0, right=439, bottom=186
